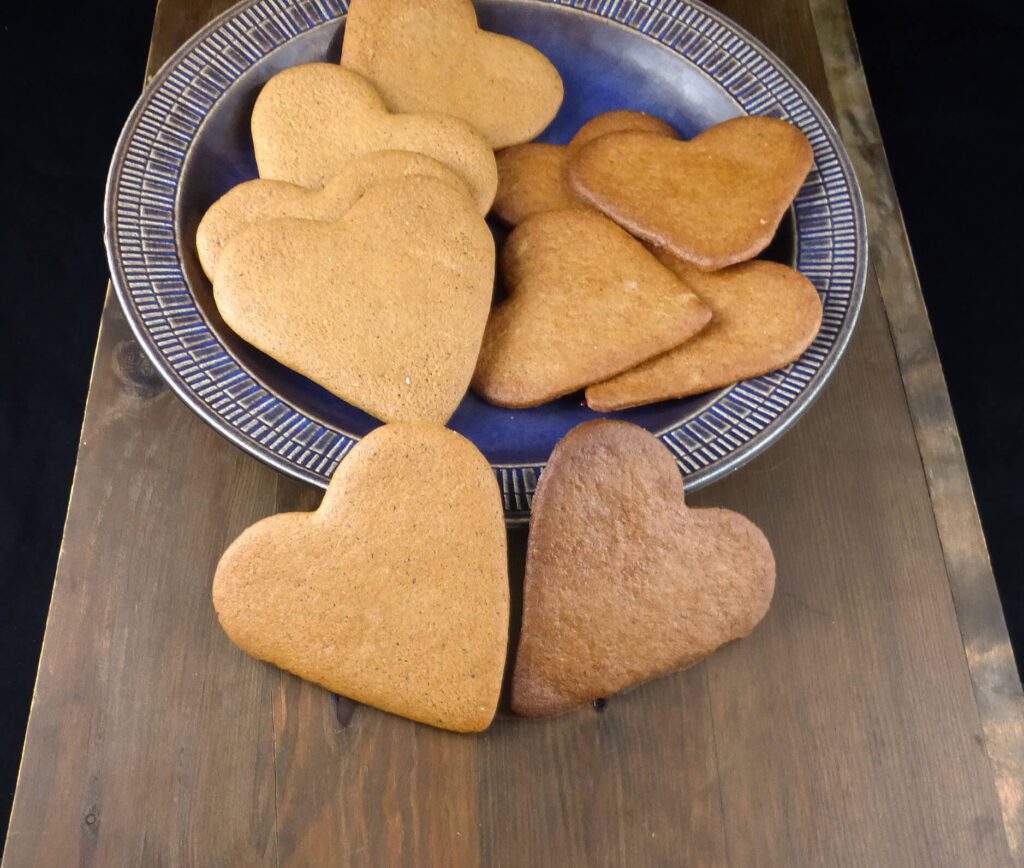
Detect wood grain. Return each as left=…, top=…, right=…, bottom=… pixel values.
left=1, top=311, right=282, bottom=867
left=3, top=0, right=1021, bottom=865
left=806, top=0, right=1024, bottom=856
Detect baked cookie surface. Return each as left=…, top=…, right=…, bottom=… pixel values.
left=214, top=422, right=509, bottom=733
left=512, top=420, right=776, bottom=717
left=342, top=0, right=563, bottom=149
left=215, top=175, right=495, bottom=424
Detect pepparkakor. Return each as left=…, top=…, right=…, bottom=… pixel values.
left=214, top=175, right=494, bottom=424
left=511, top=420, right=776, bottom=718
left=472, top=209, right=712, bottom=408
left=213, top=423, right=509, bottom=733
left=196, top=150, right=474, bottom=280
left=341, top=0, right=563, bottom=149
left=493, top=109, right=679, bottom=226
left=568, top=115, right=813, bottom=270
left=251, top=63, right=497, bottom=212
left=587, top=253, right=824, bottom=410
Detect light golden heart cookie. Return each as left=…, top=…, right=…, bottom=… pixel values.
left=471, top=209, right=711, bottom=408
left=586, top=253, right=823, bottom=410
left=214, top=175, right=495, bottom=424
left=511, top=420, right=775, bottom=718
left=214, top=423, right=509, bottom=733
left=568, top=115, right=813, bottom=270
left=196, top=150, right=475, bottom=280
left=341, top=0, right=563, bottom=149
left=251, top=63, right=497, bottom=212
left=493, top=109, right=679, bottom=226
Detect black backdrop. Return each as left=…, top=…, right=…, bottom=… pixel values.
left=1, top=0, right=1021, bottom=845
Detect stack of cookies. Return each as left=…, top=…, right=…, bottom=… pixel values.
left=197, top=0, right=565, bottom=426
left=480, top=111, right=823, bottom=409
left=205, top=0, right=793, bottom=733
left=199, top=1, right=822, bottom=423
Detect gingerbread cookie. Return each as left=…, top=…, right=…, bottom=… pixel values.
left=214, top=175, right=494, bottom=424
left=493, top=110, right=678, bottom=226
left=587, top=253, right=823, bottom=410
left=214, top=422, right=509, bottom=733
left=472, top=210, right=711, bottom=408
left=511, top=420, right=775, bottom=718
left=341, top=0, right=563, bottom=149
left=568, top=110, right=678, bottom=149
left=568, top=115, right=813, bottom=270
left=251, top=63, right=497, bottom=212
left=196, top=150, right=474, bottom=280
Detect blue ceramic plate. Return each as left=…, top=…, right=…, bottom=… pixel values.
left=105, top=0, right=867, bottom=521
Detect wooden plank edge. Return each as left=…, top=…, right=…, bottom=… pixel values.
left=3, top=0, right=193, bottom=846
left=807, top=0, right=1024, bottom=860
left=1, top=289, right=117, bottom=863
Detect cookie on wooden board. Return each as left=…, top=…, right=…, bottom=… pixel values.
left=196, top=150, right=475, bottom=280
left=471, top=209, right=711, bottom=408
left=213, top=422, right=509, bottom=733
left=587, top=253, right=823, bottom=410
left=493, top=109, right=679, bottom=226
left=568, top=115, right=813, bottom=270
left=511, top=420, right=776, bottom=718
left=341, top=0, right=563, bottom=149
left=251, top=63, right=497, bottom=212
left=214, top=175, right=495, bottom=424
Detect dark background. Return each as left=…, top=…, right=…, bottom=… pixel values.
left=1, top=0, right=1021, bottom=845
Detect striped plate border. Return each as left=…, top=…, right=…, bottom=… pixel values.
left=105, top=0, right=868, bottom=521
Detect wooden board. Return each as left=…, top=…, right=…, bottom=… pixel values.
left=4, top=0, right=1023, bottom=865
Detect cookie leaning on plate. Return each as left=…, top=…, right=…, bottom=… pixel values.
left=493, top=110, right=679, bottom=226
left=472, top=209, right=711, bottom=408
left=568, top=115, right=813, bottom=271
left=587, top=253, right=824, bottom=410
left=511, top=420, right=776, bottom=718
left=342, top=0, right=563, bottom=149
left=196, top=150, right=475, bottom=280
left=214, top=175, right=494, bottom=424
left=251, top=63, right=497, bottom=213
left=213, top=423, right=509, bottom=733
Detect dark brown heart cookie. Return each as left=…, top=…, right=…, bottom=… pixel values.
left=511, top=420, right=776, bottom=717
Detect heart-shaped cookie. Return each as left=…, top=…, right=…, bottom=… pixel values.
left=213, top=423, right=509, bottom=733
left=586, top=252, right=823, bottom=410
left=214, top=175, right=495, bottom=424
left=341, top=0, right=563, bottom=149
left=511, top=420, right=775, bottom=718
left=471, top=210, right=711, bottom=408
left=196, top=150, right=475, bottom=280
left=493, top=109, right=679, bottom=226
left=568, top=116, right=813, bottom=270
left=251, top=63, right=497, bottom=213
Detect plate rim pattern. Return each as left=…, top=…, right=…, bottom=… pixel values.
left=104, top=0, right=868, bottom=521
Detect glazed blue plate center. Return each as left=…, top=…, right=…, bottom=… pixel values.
left=177, top=1, right=792, bottom=466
